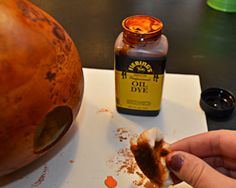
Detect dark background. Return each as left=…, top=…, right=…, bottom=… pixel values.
left=31, top=0, right=236, bottom=131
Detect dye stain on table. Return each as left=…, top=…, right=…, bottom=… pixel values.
left=106, top=127, right=157, bottom=187
left=104, top=176, right=118, bottom=188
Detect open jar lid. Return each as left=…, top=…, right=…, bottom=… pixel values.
left=122, top=15, right=163, bottom=44
left=122, top=15, right=163, bottom=35
left=200, top=88, right=235, bottom=119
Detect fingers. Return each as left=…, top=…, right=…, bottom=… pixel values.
left=167, top=151, right=236, bottom=188
left=170, top=130, right=236, bottom=158
left=216, top=167, right=236, bottom=179
left=203, top=157, right=236, bottom=178
left=169, top=172, right=181, bottom=185
left=203, top=156, right=236, bottom=171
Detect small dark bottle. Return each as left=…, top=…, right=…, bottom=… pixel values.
left=114, top=15, right=168, bottom=116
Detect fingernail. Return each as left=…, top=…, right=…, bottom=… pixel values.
left=169, top=154, right=184, bottom=172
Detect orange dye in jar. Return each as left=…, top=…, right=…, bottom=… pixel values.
left=114, top=15, right=168, bottom=116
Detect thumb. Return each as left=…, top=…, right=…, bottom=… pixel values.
left=167, top=151, right=235, bottom=188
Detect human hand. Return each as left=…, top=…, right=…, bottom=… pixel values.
left=166, top=130, right=236, bottom=188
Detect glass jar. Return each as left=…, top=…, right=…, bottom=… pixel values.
left=114, top=15, right=168, bottom=116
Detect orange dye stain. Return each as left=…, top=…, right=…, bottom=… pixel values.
left=98, top=108, right=109, bottom=112
left=69, top=160, right=74, bottom=164
left=97, top=108, right=114, bottom=117
left=104, top=176, right=118, bottom=188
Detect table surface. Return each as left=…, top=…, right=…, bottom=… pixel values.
left=31, top=0, right=236, bottom=131
left=0, top=69, right=206, bottom=188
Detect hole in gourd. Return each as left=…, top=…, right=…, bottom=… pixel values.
left=34, top=105, right=73, bottom=153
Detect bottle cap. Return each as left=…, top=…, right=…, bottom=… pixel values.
left=122, top=15, right=163, bottom=44
left=200, top=88, right=235, bottom=119
left=122, top=15, right=163, bottom=35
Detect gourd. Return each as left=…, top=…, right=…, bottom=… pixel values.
left=0, top=0, right=84, bottom=176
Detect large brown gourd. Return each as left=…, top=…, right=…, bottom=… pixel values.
left=0, top=0, right=84, bottom=176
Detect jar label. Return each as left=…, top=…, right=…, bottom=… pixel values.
left=115, top=55, right=166, bottom=111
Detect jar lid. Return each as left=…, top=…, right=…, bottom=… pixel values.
left=122, top=15, right=163, bottom=44
left=200, top=88, right=235, bottom=119
left=122, top=15, right=163, bottom=35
